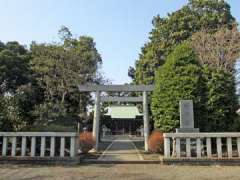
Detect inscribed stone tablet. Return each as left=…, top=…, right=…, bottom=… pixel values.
left=179, top=100, right=194, bottom=129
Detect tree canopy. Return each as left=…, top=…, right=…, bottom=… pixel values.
left=191, top=27, right=240, bottom=73
left=30, top=26, right=103, bottom=129
left=0, top=26, right=104, bottom=131
left=130, top=0, right=236, bottom=84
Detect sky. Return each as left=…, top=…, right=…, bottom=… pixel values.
left=0, top=0, right=239, bottom=84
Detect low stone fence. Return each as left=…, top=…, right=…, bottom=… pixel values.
left=164, top=133, right=240, bottom=159
left=0, top=132, right=79, bottom=160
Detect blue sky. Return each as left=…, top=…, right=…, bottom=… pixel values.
left=0, top=0, right=239, bottom=84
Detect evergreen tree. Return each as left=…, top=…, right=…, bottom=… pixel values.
left=151, top=42, right=206, bottom=132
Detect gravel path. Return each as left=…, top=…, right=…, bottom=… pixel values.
left=1, top=164, right=240, bottom=180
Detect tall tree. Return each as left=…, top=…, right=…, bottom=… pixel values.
left=30, top=26, right=103, bottom=128
left=130, top=0, right=236, bottom=84
left=151, top=42, right=206, bottom=132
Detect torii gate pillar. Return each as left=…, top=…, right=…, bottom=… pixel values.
left=93, top=91, right=101, bottom=151
left=143, top=91, right=149, bottom=151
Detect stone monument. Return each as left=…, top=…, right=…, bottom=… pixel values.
left=176, top=100, right=199, bottom=133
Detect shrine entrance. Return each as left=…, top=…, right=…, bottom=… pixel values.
left=102, top=105, right=143, bottom=136
left=79, top=85, right=154, bottom=152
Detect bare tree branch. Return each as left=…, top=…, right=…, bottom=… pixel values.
left=191, top=26, right=240, bottom=73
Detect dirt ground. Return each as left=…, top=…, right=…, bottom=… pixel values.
left=0, top=164, right=240, bottom=180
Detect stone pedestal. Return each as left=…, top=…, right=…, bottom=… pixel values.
left=176, top=128, right=199, bottom=133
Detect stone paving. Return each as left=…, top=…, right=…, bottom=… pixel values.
left=98, top=136, right=143, bottom=161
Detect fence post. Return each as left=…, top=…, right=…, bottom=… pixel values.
left=196, top=138, right=201, bottom=158
left=176, top=138, right=181, bottom=157
left=237, top=138, right=240, bottom=157
left=2, top=137, right=7, bottom=156
left=164, top=137, right=170, bottom=158
left=206, top=138, right=212, bottom=158
left=21, top=137, right=26, bottom=156
left=70, top=136, right=79, bottom=157
left=227, top=137, right=232, bottom=158
left=31, top=137, right=36, bottom=157
left=50, top=137, right=55, bottom=157
left=217, top=137, right=222, bottom=158
left=11, top=137, right=17, bottom=156
left=186, top=138, right=191, bottom=157
left=40, top=137, right=46, bottom=157
left=60, top=137, right=65, bottom=157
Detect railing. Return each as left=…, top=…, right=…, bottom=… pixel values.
left=0, top=132, right=79, bottom=158
left=164, top=133, right=240, bottom=158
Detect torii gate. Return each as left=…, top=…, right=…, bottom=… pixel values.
left=78, top=84, right=154, bottom=152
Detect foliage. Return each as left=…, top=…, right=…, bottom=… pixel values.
left=0, top=41, right=31, bottom=93
left=130, top=0, right=236, bottom=84
left=79, top=132, right=95, bottom=153
left=0, top=41, right=44, bottom=131
left=0, top=26, right=103, bottom=131
left=202, top=66, right=239, bottom=131
left=30, top=124, right=75, bottom=132
left=151, top=42, right=206, bottom=132
left=152, top=40, right=240, bottom=132
left=134, top=0, right=240, bottom=132
left=30, top=26, right=103, bottom=126
left=32, top=102, right=67, bottom=125
left=30, top=36, right=101, bottom=105
left=148, top=130, right=164, bottom=154
left=0, top=83, right=43, bottom=131
left=190, top=27, right=240, bottom=131
left=0, top=94, right=26, bottom=131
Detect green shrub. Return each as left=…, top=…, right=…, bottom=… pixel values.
left=202, top=67, right=239, bottom=131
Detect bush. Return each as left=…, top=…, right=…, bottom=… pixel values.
left=79, top=132, right=95, bottom=153
left=148, top=130, right=164, bottom=154
left=202, top=67, right=239, bottom=131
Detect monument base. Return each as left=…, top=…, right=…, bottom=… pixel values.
left=176, top=128, right=199, bottom=133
